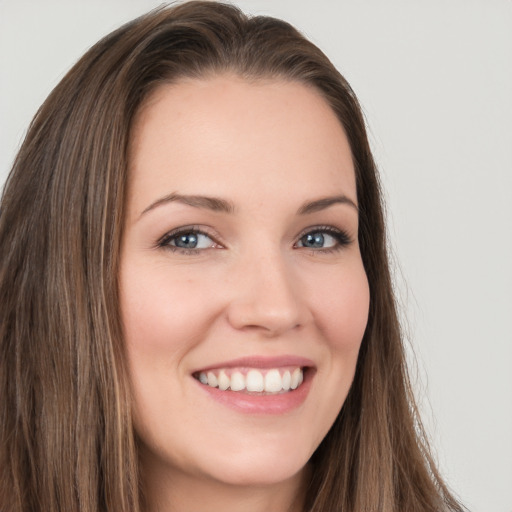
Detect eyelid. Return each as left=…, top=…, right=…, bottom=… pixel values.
left=294, top=225, right=353, bottom=249
left=156, top=224, right=352, bottom=253
left=157, top=225, right=224, bottom=250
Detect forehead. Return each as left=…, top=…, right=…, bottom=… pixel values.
left=127, top=75, right=356, bottom=216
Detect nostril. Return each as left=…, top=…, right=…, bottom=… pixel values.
left=226, top=298, right=305, bottom=335
left=224, top=256, right=312, bottom=335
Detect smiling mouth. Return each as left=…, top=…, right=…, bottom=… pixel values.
left=194, top=367, right=305, bottom=395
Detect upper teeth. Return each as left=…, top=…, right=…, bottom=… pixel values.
left=197, top=367, right=304, bottom=394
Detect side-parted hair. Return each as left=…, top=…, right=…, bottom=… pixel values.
left=0, top=2, right=465, bottom=511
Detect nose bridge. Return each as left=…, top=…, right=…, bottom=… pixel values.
left=226, top=243, right=306, bottom=335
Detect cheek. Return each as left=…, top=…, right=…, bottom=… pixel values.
left=120, top=261, right=221, bottom=358
left=119, top=262, right=221, bottom=433
left=310, top=260, right=370, bottom=354
left=301, top=259, right=369, bottom=448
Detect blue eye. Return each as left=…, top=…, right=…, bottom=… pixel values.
left=296, top=228, right=350, bottom=250
left=159, top=229, right=216, bottom=251
left=299, top=232, right=331, bottom=248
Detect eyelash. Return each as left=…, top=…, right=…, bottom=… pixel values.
left=156, top=225, right=219, bottom=255
left=295, top=225, right=352, bottom=254
left=156, top=225, right=352, bottom=255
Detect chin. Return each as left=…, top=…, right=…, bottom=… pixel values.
left=200, top=426, right=317, bottom=486
left=202, top=455, right=308, bottom=488
left=157, top=439, right=312, bottom=489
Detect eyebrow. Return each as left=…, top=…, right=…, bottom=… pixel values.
left=140, top=193, right=235, bottom=217
left=139, top=192, right=357, bottom=218
left=297, top=195, right=358, bottom=214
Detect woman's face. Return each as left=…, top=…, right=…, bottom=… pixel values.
left=120, top=76, right=369, bottom=490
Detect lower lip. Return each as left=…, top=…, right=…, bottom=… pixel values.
left=195, top=369, right=314, bottom=414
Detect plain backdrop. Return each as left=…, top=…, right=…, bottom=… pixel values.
left=1, top=1, right=511, bottom=511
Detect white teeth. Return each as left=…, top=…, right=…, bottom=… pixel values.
left=282, top=370, right=291, bottom=391
left=290, top=368, right=301, bottom=390
left=230, top=371, right=245, bottom=391
left=207, top=371, right=218, bottom=388
left=264, top=369, right=282, bottom=393
left=218, top=370, right=230, bottom=391
left=246, top=369, right=264, bottom=392
left=197, top=367, right=305, bottom=394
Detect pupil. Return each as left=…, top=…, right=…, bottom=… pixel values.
left=176, top=233, right=198, bottom=248
left=304, top=232, right=324, bottom=248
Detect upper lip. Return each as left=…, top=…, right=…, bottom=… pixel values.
left=192, top=355, right=315, bottom=374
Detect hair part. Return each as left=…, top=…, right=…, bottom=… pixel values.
left=0, top=2, right=464, bottom=511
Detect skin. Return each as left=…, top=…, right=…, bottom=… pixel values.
left=120, top=75, right=370, bottom=512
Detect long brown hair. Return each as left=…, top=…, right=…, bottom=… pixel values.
left=0, top=2, right=465, bottom=511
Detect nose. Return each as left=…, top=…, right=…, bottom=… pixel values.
left=226, top=249, right=310, bottom=337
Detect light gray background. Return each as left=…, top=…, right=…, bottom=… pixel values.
left=1, top=1, right=511, bottom=511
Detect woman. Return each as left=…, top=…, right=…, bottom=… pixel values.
left=0, top=2, right=466, bottom=511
